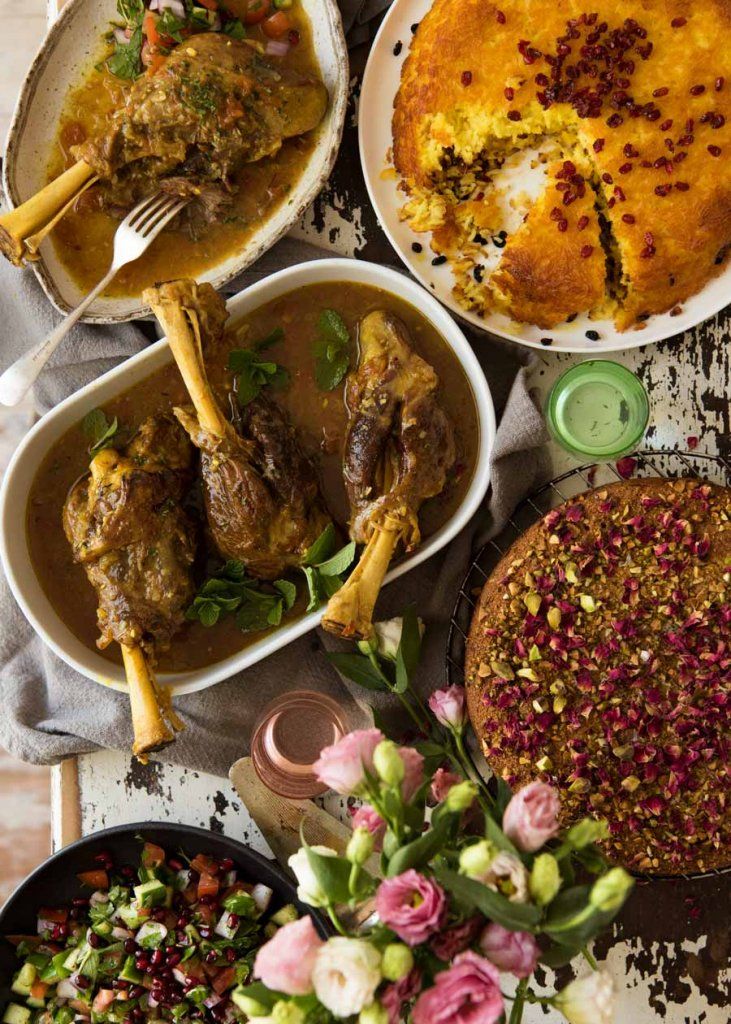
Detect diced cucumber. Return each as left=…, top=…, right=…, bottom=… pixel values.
left=116, top=903, right=147, bottom=929
left=133, top=879, right=167, bottom=909
left=54, top=1008, right=75, bottom=1024
left=3, top=1004, right=32, bottom=1024
left=62, top=947, right=83, bottom=973
left=270, top=904, right=298, bottom=927
left=40, top=950, right=72, bottom=984
left=91, top=919, right=114, bottom=938
left=263, top=923, right=277, bottom=939
left=26, top=995, right=46, bottom=1009
left=11, top=963, right=37, bottom=996
left=221, top=890, right=255, bottom=917
left=185, top=986, right=208, bottom=1006
left=135, top=922, right=168, bottom=949
left=26, top=955, right=50, bottom=971
left=118, top=957, right=143, bottom=986
left=213, top=911, right=239, bottom=940
left=230, top=987, right=268, bottom=1018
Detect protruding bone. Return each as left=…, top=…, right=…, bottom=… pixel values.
left=321, top=522, right=402, bottom=640
left=121, top=643, right=181, bottom=759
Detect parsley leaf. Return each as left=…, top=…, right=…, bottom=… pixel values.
left=157, top=8, right=186, bottom=42
left=313, top=309, right=351, bottom=391
left=228, top=348, right=289, bottom=406
left=82, top=409, right=121, bottom=455
left=107, top=24, right=143, bottom=80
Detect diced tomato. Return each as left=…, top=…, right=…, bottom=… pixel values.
left=196, top=903, right=216, bottom=925
left=69, top=1000, right=92, bottom=1014
left=142, top=10, right=161, bottom=47
left=92, top=990, right=115, bottom=1014
left=30, top=982, right=49, bottom=1001
left=190, top=854, right=220, bottom=876
left=197, top=873, right=220, bottom=901
left=182, top=883, right=198, bottom=905
left=244, top=0, right=271, bottom=24
left=38, top=908, right=68, bottom=923
left=262, top=11, right=291, bottom=37
left=147, top=52, right=168, bottom=75
left=141, top=842, right=166, bottom=869
left=183, top=958, right=206, bottom=982
left=197, top=0, right=219, bottom=9
left=77, top=870, right=109, bottom=890
left=212, top=967, right=237, bottom=994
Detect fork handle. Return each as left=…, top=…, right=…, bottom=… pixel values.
left=0, top=266, right=117, bottom=407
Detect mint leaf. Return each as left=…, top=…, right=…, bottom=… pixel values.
left=274, top=579, right=297, bottom=610
left=253, top=326, right=284, bottom=351
left=82, top=409, right=120, bottom=455
left=304, top=524, right=337, bottom=565
left=316, top=541, right=356, bottom=577
left=223, top=18, right=246, bottom=39
left=313, top=309, right=350, bottom=391
left=228, top=348, right=289, bottom=406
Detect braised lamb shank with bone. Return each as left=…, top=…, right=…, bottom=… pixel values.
left=322, top=311, right=456, bottom=640
left=63, top=414, right=196, bottom=757
left=0, top=34, right=329, bottom=264
left=145, top=279, right=331, bottom=579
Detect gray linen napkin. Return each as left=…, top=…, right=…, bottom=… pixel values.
left=0, top=246, right=547, bottom=774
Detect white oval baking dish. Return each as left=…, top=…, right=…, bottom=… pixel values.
left=0, top=259, right=496, bottom=695
left=2, top=0, right=348, bottom=322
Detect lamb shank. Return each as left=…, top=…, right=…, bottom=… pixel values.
left=322, top=311, right=456, bottom=640
left=0, top=33, right=329, bottom=264
left=144, top=279, right=331, bottom=579
left=63, top=414, right=195, bottom=757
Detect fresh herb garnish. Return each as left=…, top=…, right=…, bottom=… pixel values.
left=313, top=309, right=351, bottom=391
left=156, top=8, right=186, bottom=43
left=300, top=524, right=356, bottom=611
left=107, top=24, right=143, bottom=80
left=223, top=18, right=247, bottom=39
left=228, top=348, right=289, bottom=406
left=82, top=409, right=121, bottom=455
left=186, top=561, right=296, bottom=632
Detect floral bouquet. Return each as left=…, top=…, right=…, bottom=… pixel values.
left=238, top=616, right=634, bottom=1024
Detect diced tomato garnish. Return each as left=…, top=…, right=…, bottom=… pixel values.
left=198, top=873, right=220, bottom=901
left=190, top=854, right=220, bottom=876
left=244, top=0, right=271, bottom=24
left=77, top=870, right=109, bottom=890
left=38, top=908, right=68, bottom=923
left=141, top=843, right=166, bottom=869
left=182, top=883, right=198, bottom=905
left=143, top=10, right=161, bottom=48
left=196, top=903, right=216, bottom=925
left=262, top=11, right=291, bottom=37
left=197, top=0, right=219, bottom=9
left=30, top=982, right=49, bottom=1001
left=183, top=958, right=206, bottom=982
left=92, top=990, right=115, bottom=1013
left=212, top=967, right=237, bottom=994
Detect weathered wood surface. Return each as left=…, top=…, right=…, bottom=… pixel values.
left=54, top=30, right=729, bottom=1024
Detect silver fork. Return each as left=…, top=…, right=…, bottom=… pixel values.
left=0, top=191, right=189, bottom=407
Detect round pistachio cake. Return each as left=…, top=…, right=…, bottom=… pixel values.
left=465, top=477, right=730, bottom=874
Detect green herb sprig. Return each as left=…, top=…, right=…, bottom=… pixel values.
left=313, top=309, right=351, bottom=391
left=186, top=560, right=296, bottom=632
left=82, top=409, right=121, bottom=455
left=301, top=524, right=356, bottom=611
left=228, top=328, right=289, bottom=406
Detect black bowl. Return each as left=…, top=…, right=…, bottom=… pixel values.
left=0, top=821, right=327, bottom=991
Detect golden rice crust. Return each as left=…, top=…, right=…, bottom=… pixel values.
left=490, top=162, right=606, bottom=327
left=393, top=0, right=731, bottom=329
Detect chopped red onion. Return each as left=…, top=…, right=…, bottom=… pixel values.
left=265, top=39, right=290, bottom=57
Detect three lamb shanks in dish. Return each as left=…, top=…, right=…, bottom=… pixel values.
left=322, top=311, right=456, bottom=641
left=0, top=34, right=328, bottom=265
left=63, top=415, right=195, bottom=757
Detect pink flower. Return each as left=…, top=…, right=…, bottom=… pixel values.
left=381, top=968, right=423, bottom=1024
left=503, top=781, right=561, bottom=852
left=412, top=951, right=503, bottom=1024
left=479, top=923, right=540, bottom=978
left=313, top=728, right=384, bottom=795
left=428, top=685, right=467, bottom=729
left=375, top=870, right=447, bottom=946
left=430, top=916, right=484, bottom=962
left=399, top=746, right=425, bottom=801
left=350, top=803, right=386, bottom=851
left=253, top=916, right=323, bottom=995
left=431, top=767, right=462, bottom=803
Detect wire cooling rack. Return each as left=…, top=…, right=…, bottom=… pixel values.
left=446, top=449, right=731, bottom=880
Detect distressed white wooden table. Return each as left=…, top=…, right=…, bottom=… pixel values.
left=39, top=11, right=729, bottom=1023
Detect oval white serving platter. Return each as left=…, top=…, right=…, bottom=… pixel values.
left=359, top=0, right=731, bottom=354
left=0, top=259, right=495, bottom=696
left=2, top=0, right=348, bottom=323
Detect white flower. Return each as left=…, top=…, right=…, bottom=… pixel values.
left=287, top=846, right=337, bottom=908
left=481, top=851, right=529, bottom=903
left=554, top=971, right=616, bottom=1024
left=312, top=937, right=382, bottom=1018
left=372, top=616, right=424, bottom=660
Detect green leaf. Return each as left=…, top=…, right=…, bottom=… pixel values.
left=303, top=847, right=353, bottom=905
left=493, top=777, right=514, bottom=817
left=82, top=409, right=120, bottom=454
left=386, top=815, right=454, bottom=877
left=156, top=8, right=186, bottom=41
left=395, top=605, right=422, bottom=693
left=543, top=884, right=621, bottom=948
left=434, top=867, right=542, bottom=931
left=228, top=348, right=289, bottom=406
left=328, top=652, right=391, bottom=692
left=539, top=944, right=582, bottom=969
left=313, top=309, right=350, bottom=391
left=236, top=592, right=283, bottom=633
left=484, top=811, right=521, bottom=857
left=318, top=309, right=349, bottom=347
left=223, top=17, right=246, bottom=39
left=107, top=25, right=143, bottom=79
left=197, top=600, right=221, bottom=627
left=304, top=524, right=337, bottom=565
left=116, top=0, right=143, bottom=24
left=274, top=579, right=297, bottom=611
left=253, top=326, right=284, bottom=351
left=316, top=541, right=356, bottom=577
left=302, top=566, right=324, bottom=612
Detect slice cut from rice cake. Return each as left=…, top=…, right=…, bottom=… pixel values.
left=490, top=161, right=606, bottom=328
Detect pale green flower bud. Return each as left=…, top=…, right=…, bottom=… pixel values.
left=566, top=818, right=609, bottom=850
left=458, top=839, right=496, bottom=880
left=445, top=780, right=478, bottom=813
left=358, top=1003, right=389, bottom=1024
left=347, top=827, right=375, bottom=866
left=373, top=740, right=405, bottom=787
left=357, top=636, right=379, bottom=657
left=231, top=991, right=269, bottom=1018
left=529, top=852, right=561, bottom=906
left=590, top=867, right=634, bottom=913
left=381, top=942, right=414, bottom=982
left=271, top=1003, right=306, bottom=1024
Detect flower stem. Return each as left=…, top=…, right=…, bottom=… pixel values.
left=582, top=945, right=598, bottom=970
left=326, top=904, right=347, bottom=936
left=508, top=979, right=528, bottom=1024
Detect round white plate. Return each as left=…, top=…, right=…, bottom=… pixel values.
left=358, top=0, right=731, bottom=353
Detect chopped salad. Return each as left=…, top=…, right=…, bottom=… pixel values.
left=107, top=0, right=301, bottom=80
left=3, top=842, right=302, bottom=1024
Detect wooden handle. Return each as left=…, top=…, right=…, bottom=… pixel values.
left=121, top=644, right=180, bottom=759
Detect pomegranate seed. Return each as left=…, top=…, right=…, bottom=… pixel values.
left=690, top=84, right=705, bottom=96
left=225, top=948, right=237, bottom=963
left=607, top=113, right=623, bottom=127
left=640, top=245, right=655, bottom=258
left=168, top=858, right=184, bottom=872
left=670, top=17, right=686, bottom=27
left=507, top=109, right=522, bottom=121
left=653, top=87, right=669, bottom=97
left=220, top=858, right=234, bottom=871
left=496, top=9, right=506, bottom=23
left=674, top=182, right=690, bottom=191
left=607, top=197, right=616, bottom=208
left=619, top=162, right=633, bottom=173
left=654, top=157, right=667, bottom=168
left=76, top=976, right=90, bottom=990
left=580, top=244, right=594, bottom=258
left=593, top=138, right=605, bottom=152
left=461, top=70, right=473, bottom=86
left=577, top=215, right=589, bottom=230
left=199, top=926, right=211, bottom=939
left=623, top=143, right=638, bottom=158
left=288, top=28, right=300, bottom=45
left=167, top=952, right=182, bottom=967
left=88, top=932, right=101, bottom=949
left=535, top=73, right=549, bottom=86
left=678, top=134, right=694, bottom=146
left=708, top=144, right=722, bottom=156
left=151, top=950, right=164, bottom=966
left=205, top=950, right=218, bottom=964
left=504, top=87, right=514, bottom=101
left=622, top=213, right=636, bottom=223
left=715, top=76, right=725, bottom=91
left=602, top=172, right=613, bottom=184
left=660, top=118, right=673, bottom=131
left=614, top=186, right=626, bottom=201
left=711, top=114, right=725, bottom=128
left=655, top=184, right=672, bottom=196
left=124, top=939, right=136, bottom=954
